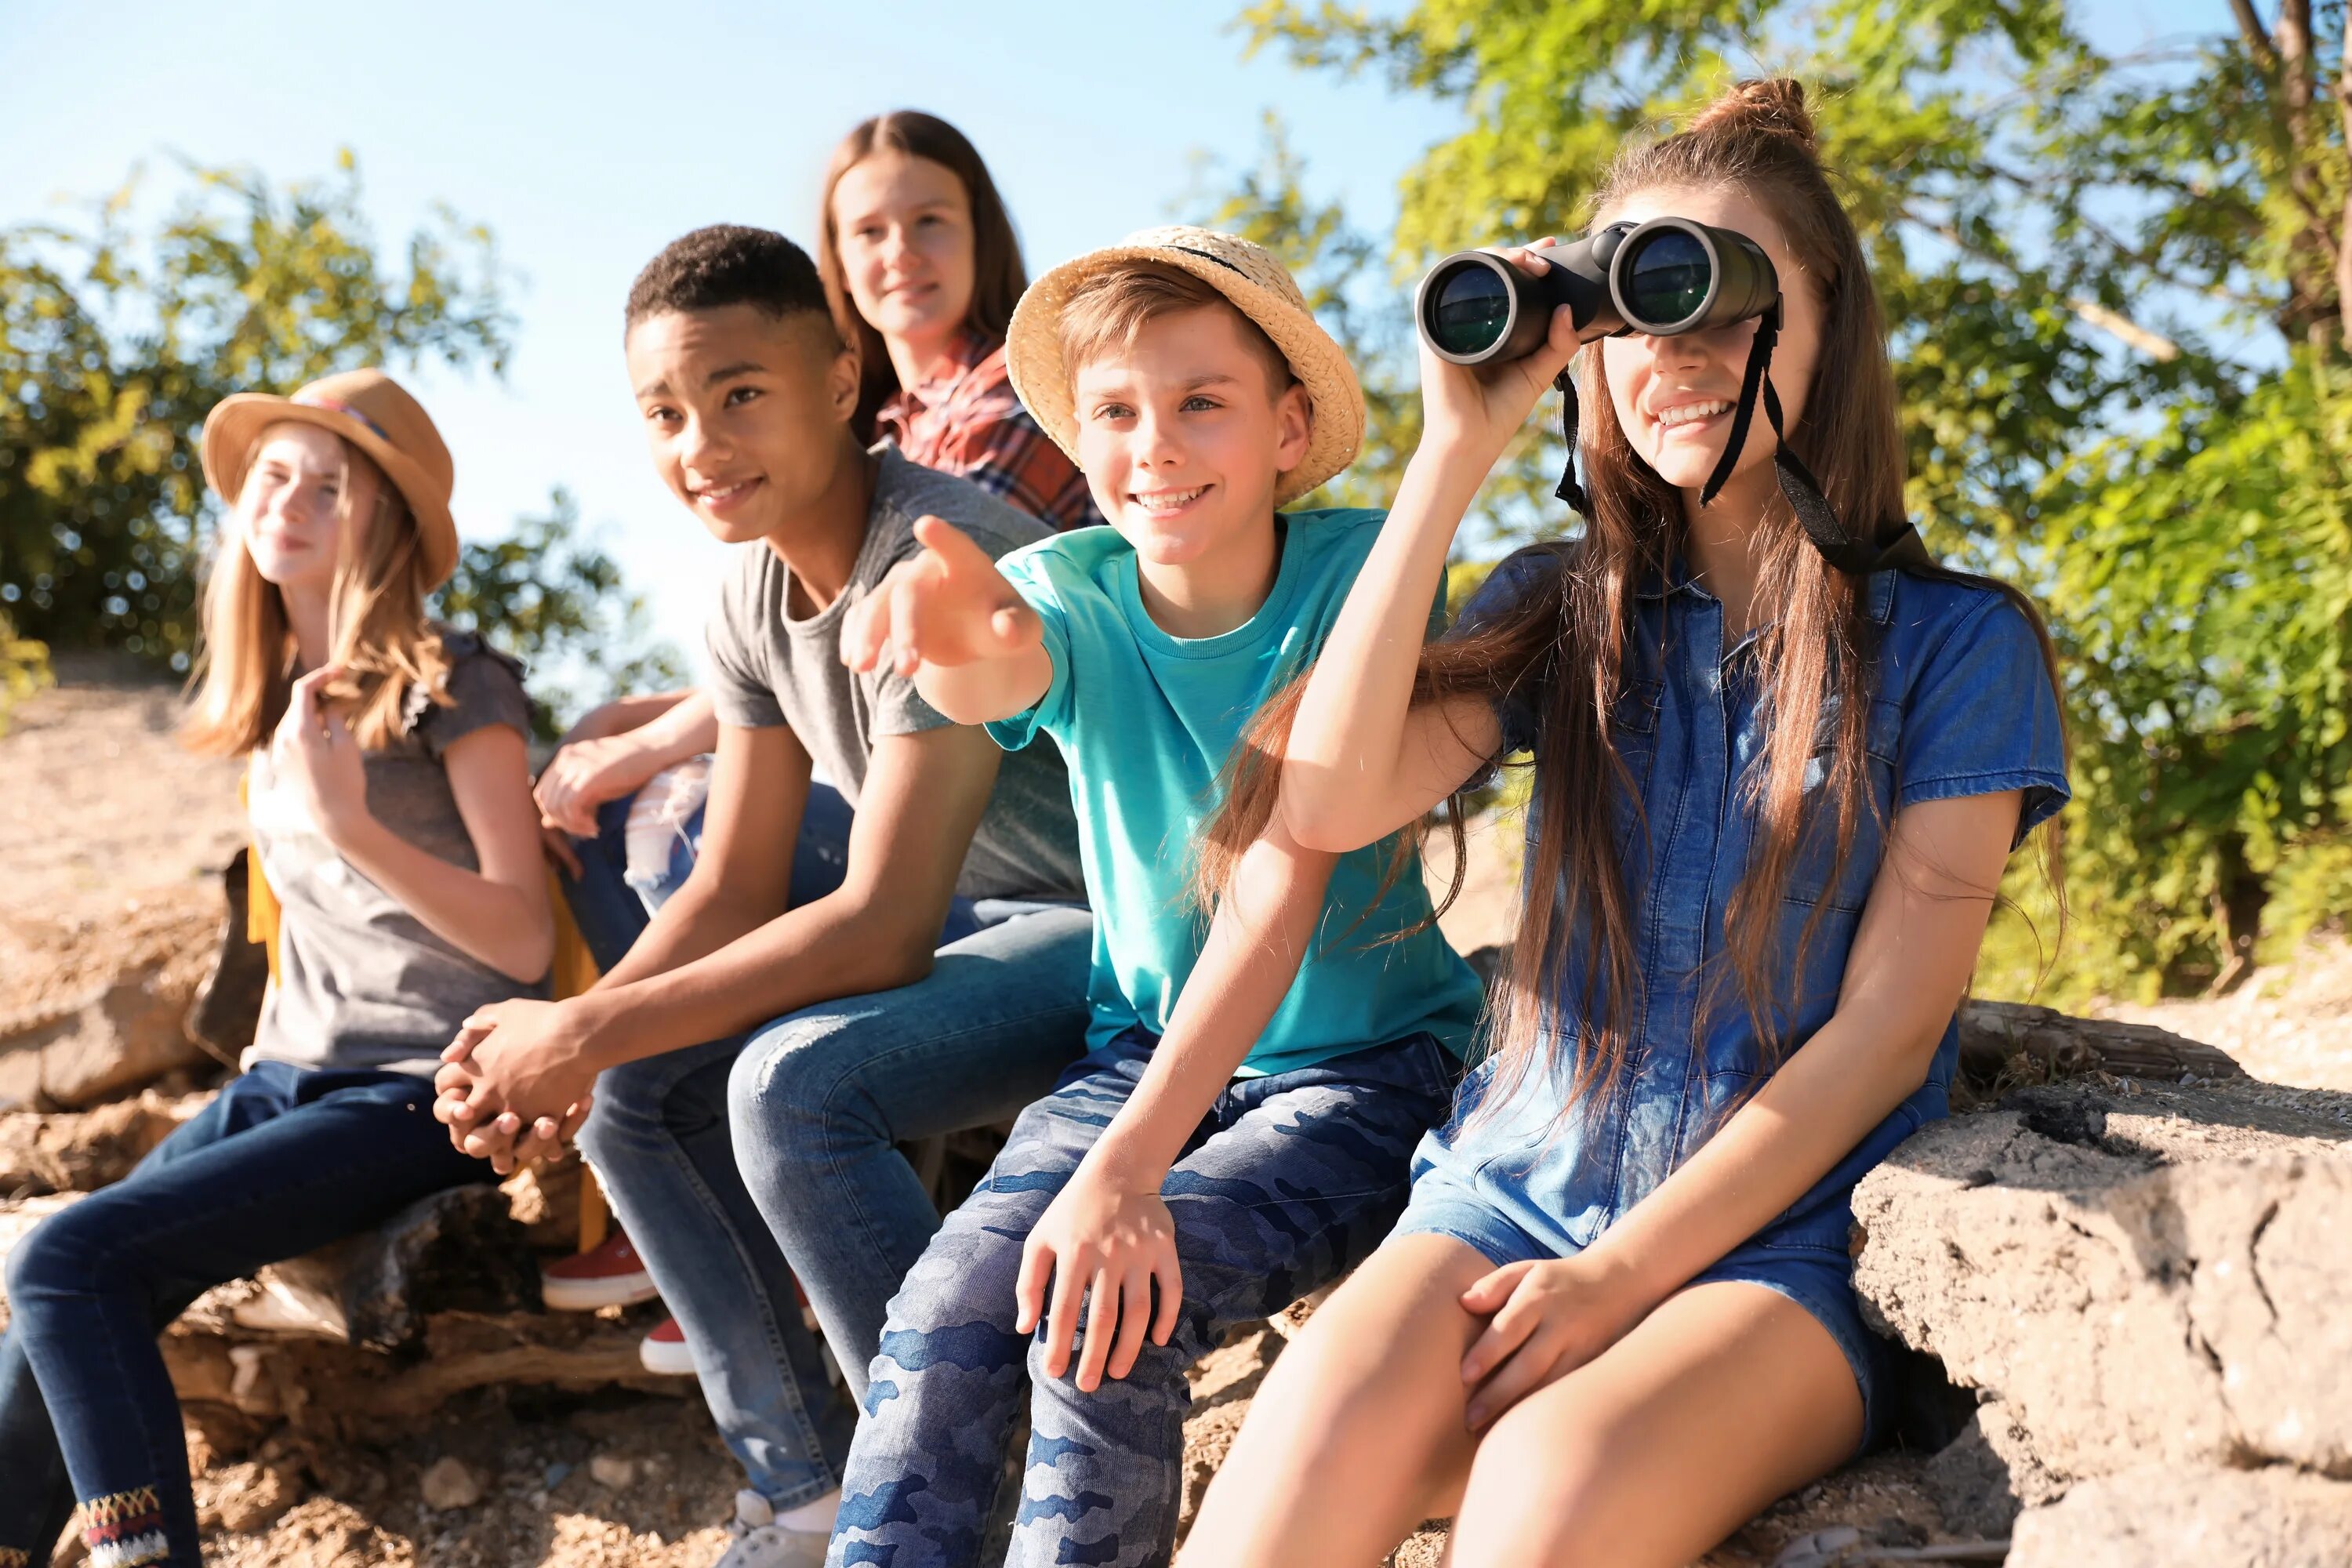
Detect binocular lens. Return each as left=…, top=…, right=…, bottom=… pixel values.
left=1425, top=262, right=1512, bottom=358
left=1621, top=228, right=1713, bottom=330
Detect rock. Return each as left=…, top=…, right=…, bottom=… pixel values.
left=1919, top=1408, right=2048, bottom=1536
left=588, top=1451, right=636, bottom=1489
left=419, top=1454, right=483, bottom=1511
left=1853, top=1077, right=2352, bottom=1497
left=0, top=890, right=222, bottom=1112
left=0, top=1087, right=208, bottom=1197
left=2007, top=1464, right=2352, bottom=1566
left=198, top=1457, right=307, bottom=1532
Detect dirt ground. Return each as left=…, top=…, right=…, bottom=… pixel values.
left=7, top=665, right=2350, bottom=1566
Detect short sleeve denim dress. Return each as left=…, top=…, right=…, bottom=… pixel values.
left=1394, top=550, right=2070, bottom=1448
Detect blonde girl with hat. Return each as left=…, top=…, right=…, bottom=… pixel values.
left=1179, top=81, right=2068, bottom=1567
left=0, top=369, right=554, bottom=1568
left=825, top=228, right=1482, bottom=1568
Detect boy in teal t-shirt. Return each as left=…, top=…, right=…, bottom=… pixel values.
left=829, top=227, right=1479, bottom=1568
left=985, top=508, right=1479, bottom=1075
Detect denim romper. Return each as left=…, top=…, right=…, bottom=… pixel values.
left=1396, top=550, right=2069, bottom=1446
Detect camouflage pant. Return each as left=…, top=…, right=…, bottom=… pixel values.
left=826, top=1027, right=1457, bottom=1568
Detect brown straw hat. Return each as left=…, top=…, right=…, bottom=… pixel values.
left=200, top=368, right=460, bottom=590
left=1005, top=226, right=1365, bottom=506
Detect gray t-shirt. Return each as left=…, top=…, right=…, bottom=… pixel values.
left=706, top=446, right=1086, bottom=903
left=245, top=628, right=546, bottom=1079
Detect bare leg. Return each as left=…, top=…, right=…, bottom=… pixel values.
left=1440, top=1279, right=1864, bottom=1568
left=1178, top=1235, right=1494, bottom=1568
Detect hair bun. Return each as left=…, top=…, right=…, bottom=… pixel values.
left=1687, top=78, right=1819, bottom=158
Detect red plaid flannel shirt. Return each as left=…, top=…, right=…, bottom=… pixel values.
left=876, top=331, right=1103, bottom=532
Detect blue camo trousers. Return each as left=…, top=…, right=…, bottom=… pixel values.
left=826, top=1027, right=1457, bottom=1568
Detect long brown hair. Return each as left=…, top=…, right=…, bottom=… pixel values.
left=183, top=423, right=452, bottom=756
left=818, top=110, right=1029, bottom=438
left=1203, top=78, right=2066, bottom=1121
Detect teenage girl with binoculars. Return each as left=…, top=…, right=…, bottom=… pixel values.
left=1179, top=78, right=2070, bottom=1567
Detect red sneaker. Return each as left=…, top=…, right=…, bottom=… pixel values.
left=639, top=1313, right=695, bottom=1376
left=542, top=1231, right=659, bottom=1312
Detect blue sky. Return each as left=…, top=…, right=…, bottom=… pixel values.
left=1, top=0, right=2212, bottom=674
left=0, top=1, right=1459, bottom=673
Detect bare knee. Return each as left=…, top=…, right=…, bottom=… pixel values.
left=1449, top=1407, right=1624, bottom=1566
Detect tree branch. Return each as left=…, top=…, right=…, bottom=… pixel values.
left=1920, top=217, right=2185, bottom=361
left=2227, top=0, right=2280, bottom=75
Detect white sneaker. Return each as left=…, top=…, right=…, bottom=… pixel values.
left=711, top=1489, right=831, bottom=1568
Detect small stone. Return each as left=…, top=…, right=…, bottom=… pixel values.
left=543, top=1460, right=573, bottom=1490
left=420, top=1455, right=484, bottom=1511
left=589, top=1452, right=636, bottom=1489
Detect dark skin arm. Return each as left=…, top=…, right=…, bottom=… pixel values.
left=434, top=716, right=1004, bottom=1169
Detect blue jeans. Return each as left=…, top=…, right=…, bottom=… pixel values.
left=567, top=787, right=1091, bottom=1507
left=826, top=1028, right=1457, bottom=1568
left=0, top=1062, right=488, bottom=1566
left=560, top=780, right=868, bottom=974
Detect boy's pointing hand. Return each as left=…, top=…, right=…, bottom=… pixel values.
left=842, top=515, right=1039, bottom=677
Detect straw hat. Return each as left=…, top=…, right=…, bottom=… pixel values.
left=1005, top=226, right=1365, bottom=507
left=201, top=368, right=460, bottom=590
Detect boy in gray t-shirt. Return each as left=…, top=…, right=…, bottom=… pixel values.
left=704, top=445, right=1081, bottom=906
left=434, top=227, right=1094, bottom=1559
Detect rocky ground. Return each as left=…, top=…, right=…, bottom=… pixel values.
left=5, top=667, right=2350, bottom=1567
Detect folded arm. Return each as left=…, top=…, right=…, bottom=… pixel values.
left=534, top=688, right=719, bottom=838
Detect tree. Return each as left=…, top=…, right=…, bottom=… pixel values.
left=434, top=490, right=688, bottom=741
left=0, top=151, right=512, bottom=665
left=1228, top=0, right=2351, bottom=1000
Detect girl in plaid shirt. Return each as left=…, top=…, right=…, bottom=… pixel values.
left=819, top=109, right=1102, bottom=532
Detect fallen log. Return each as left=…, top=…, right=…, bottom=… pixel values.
left=165, top=1307, right=684, bottom=1442
left=1954, top=1000, right=2243, bottom=1085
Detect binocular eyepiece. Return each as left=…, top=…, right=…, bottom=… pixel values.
left=1415, top=217, right=1780, bottom=365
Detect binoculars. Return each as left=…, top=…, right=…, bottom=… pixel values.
left=1415, top=217, right=1780, bottom=365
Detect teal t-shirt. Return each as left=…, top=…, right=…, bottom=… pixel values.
left=986, top=508, right=1485, bottom=1076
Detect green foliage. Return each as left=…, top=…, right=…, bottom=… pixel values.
left=0, top=153, right=514, bottom=664
left=0, top=612, right=50, bottom=735
left=1224, top=0, right=2350, bottom=1000
left=2024, top=354, right=2352, bottom=999
left=434, top=490, right=689, bottom=742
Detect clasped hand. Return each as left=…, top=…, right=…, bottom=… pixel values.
left=431, top=999, right=596, bottom=1175
left=1017, top=1156, right=1184, bottom=1394
left=1456, top=1251, right=1646, bottom=1431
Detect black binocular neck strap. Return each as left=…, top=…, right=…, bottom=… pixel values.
left=1700, top=302, right=1932, bottom=576
left=1553, top=367, right=1590, bottom=515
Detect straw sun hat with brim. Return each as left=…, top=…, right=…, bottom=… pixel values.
left=200, top=368, right=460, bottom=590
left=1005, top=226, right=1366, bottom=508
